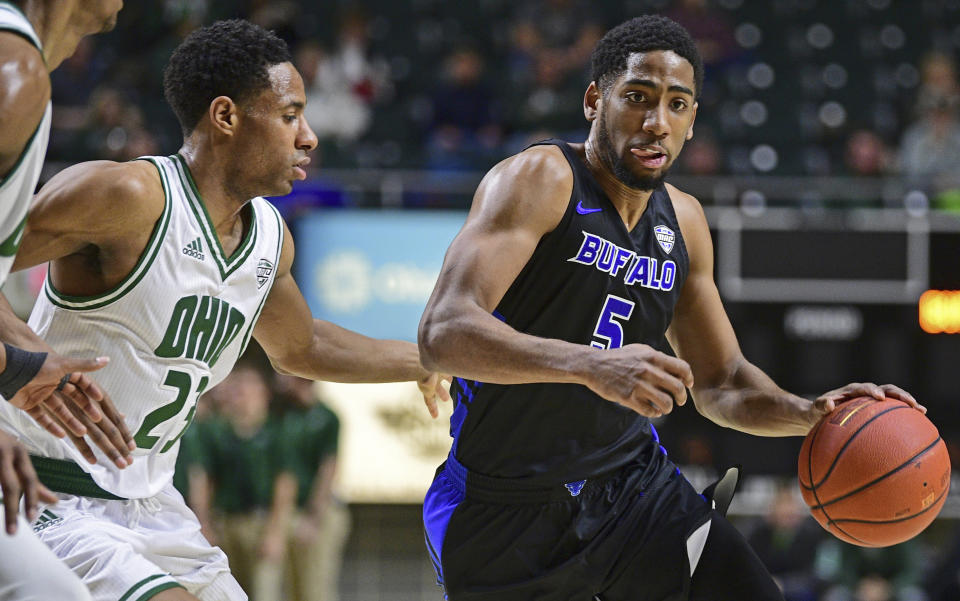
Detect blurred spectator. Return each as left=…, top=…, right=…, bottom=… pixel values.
left=70, top=86, right=160, bottom=162
left=510, top=52, right=585, bottom=139
left=296, top=12, right=391, bottom=144
left=185, top=363, right=297, bottom=601
left=426, top=46, right=501, bottom=170
left=844, top=130, right=893, bottom=177
left=502, top=0, right=601, bottom=139
left=275, top=374, right=350, bottom=601
left=747, top=484, right=825, bottom=601
left=815, top=538, right=928, bottom=601
left=512, top=0, right=602, bottom=77
left=665, top=0, right=741, bottom=71
left=49, top=37, right=107, bottom=131
left=897, top=51, right=960, bottom=199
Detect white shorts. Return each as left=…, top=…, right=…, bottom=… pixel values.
left=0, top=514, right=91, bottom=600
left=32, top=483, right=246, bottom=601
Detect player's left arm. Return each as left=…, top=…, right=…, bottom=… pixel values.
left=664, top=185, right=921, bottom=436
left=252, top=220, right=449, bottom=409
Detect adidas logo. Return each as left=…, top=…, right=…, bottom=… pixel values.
left=182, top=237, right=205, bottom=261
left=32, top=508, right=63, bottom=533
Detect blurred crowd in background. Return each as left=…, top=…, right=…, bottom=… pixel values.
left=174, top=348, right=349, bottom=601
left=41, top=0, right=960, bottom=208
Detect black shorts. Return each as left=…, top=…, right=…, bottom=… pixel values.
left=423, top=455, right=783, bottom=601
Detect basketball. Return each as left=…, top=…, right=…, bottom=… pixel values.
left=798, top=397, right=951, bottom=547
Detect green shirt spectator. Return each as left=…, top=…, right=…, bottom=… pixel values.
left=283, top=402, right=339, bottom=508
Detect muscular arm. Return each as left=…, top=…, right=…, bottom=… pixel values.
left=666, top=186, right=835, bottom=436
left=252, top=220, right=424, bottom=383
left=418, top=146, right=586, bottom=383
left=418, top=146, right=691, bottom=416
left=0, top=32, right=49, bottom=178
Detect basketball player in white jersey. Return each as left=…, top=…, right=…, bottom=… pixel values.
left=0, top=1, right=130, bottom=599
left=0, top=19, right=449, bottom=601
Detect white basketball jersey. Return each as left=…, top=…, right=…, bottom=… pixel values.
left=0, top=155, right=285, bottom=498
left=0, top=2, right=51, bottom=285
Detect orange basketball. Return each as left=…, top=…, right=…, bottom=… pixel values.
left=798, top=397, right=951, bottom=547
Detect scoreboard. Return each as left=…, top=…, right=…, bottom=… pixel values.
left=655, top=208, right=960, bottom=476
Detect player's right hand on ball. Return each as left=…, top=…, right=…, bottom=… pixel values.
left=584, top=343, right=694, bottom=418
left=0, top=430, right=57, bottom=535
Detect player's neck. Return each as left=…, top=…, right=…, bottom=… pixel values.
left=177, top=145, right=252, bottom=248
left=582, top=140, right=654, bottom=230
left=20, top=1, right=85, bottom=70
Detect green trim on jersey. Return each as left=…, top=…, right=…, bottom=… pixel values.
left=119, top=575, right=183, bottom=601
left=238, top=200, right=285, bottom=355
left=0, top=214, right=26, bottom=257
left=172, top=154, right=258, bottom=280
left=0, top=105, right=45, bottom=190
left=44, top=158, right=173, bottom=311
left=134, top=582, right=185, bottom=601
left=0, top=2, right=42, bottom=50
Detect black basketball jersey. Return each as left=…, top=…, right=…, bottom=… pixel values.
left=449, top=139, right=691, bottom=485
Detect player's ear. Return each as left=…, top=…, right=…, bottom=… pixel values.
left=209, top=96, right=238, bottom=136
left=686, top=102, right=698, bottom=141
left=584, top=81, right=600, bottom=122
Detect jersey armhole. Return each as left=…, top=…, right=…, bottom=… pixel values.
left=44, top=159, right=172, bottom=311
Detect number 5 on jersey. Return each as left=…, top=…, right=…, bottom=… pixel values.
left=591, top=294, right=635, bottom=350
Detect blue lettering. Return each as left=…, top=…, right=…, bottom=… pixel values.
left=569, top=232, right=603, bottom=265
left=610, top=248, right=634, bottom=277
left=649, top=258, right=661, bottom=289
left=570, top=232, right=679, bottom=292
left=661, top=261, right=676, bottom=290
left=626, top=256, right=650, bottom=287
left=596, top=241, right=615, bottom=272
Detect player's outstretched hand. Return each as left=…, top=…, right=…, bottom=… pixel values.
left=35, top=386, right=135, bottom=470
left=7, top=351, right=111, bottom=437
left=0, top=430, right=57, bottom=535
left=585, top=343, right=694, bottom=418
left=419, top=370, right=452, bottom=419
left=811, top=382, right=927, bottom=425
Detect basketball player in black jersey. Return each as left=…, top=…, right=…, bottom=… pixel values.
left=418, top=15, right=923, bottom=601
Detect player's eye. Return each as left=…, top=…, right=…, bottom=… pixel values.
left=671, top=99, right=688, bottom=111
left=625, top=91, right=645, bottom=103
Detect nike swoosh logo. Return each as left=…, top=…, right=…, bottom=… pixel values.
left=576, top=201, right=602, bottom=215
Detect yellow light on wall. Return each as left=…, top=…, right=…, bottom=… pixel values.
left=919, top=290, right=960, bottom=334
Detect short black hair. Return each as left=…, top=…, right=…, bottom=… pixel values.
left=163, top=19, right=292, bottom=135
left=590, top=15, right=704, bottom=98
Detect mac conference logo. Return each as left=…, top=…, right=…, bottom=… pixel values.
left=256, top=258, right=274, bottom=289
left=654, top=225, right=675, bottom=254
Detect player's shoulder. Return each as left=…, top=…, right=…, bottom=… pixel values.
left=40, top=160, right=165, bottom=227
left=0, top=30, right=48, bottom=94
left=473, top=144, right=573, bottom=232
left=0, top=31, right=49, bottom=156
left=488, top=144, right=573, bottom=196
left=664, top=182, right=708, bottom=230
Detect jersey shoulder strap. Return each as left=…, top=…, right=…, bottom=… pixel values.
left=0, top=2, right=41, bottom=50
